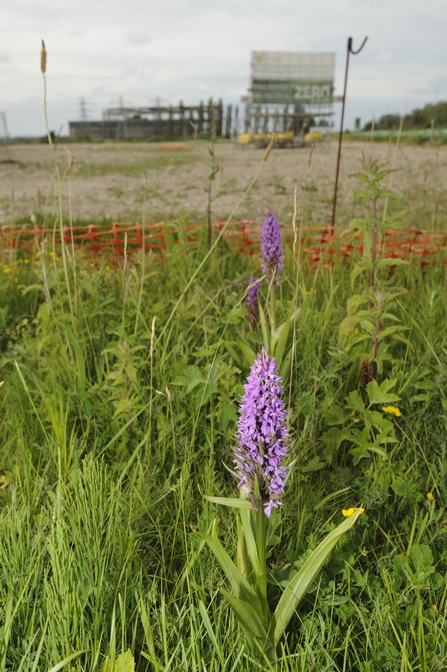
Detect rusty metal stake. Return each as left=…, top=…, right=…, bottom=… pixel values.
left=331, top=36, right=368, bottom=230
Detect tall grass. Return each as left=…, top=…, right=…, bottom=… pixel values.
left=0, top=222, right=447, bottom=668
left=1, top=98, right=447, bottom=667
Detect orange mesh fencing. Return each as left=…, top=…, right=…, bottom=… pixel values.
left=1, top=220, right=447, bottom=266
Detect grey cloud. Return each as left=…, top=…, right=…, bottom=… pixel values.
left=127, top=32, right=151, bottom=46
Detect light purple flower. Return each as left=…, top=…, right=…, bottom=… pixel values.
left=261, top=211, right=284, bottom=283
left=234, top=348, right=289, bottom=516
left=246, top=276, right=261, bottom=329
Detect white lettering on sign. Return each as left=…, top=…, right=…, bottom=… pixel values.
left=294, top=84, right=330, bottom=101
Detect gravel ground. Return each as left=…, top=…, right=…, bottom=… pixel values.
left=0, top=139, right=446, bottom=227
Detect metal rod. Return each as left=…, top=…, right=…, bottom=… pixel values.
left=331, top=36, right=368, bottom=230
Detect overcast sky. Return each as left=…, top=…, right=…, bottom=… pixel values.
left=1, top=0, right=446, bottom=137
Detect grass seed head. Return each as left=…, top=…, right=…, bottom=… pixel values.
left=40, top=40, right=47, bottom=73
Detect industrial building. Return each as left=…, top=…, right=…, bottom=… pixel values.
left=69, top=102, right=223, bottom=140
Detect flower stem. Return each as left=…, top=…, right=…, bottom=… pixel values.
left=269, top=284, right=276, bottom=336
left=254, top=504, right=269, bottom=621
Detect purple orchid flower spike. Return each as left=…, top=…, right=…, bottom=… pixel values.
left=234, top=347, right=289, bottom=516
left=246, top=276, right=261, bottom=329
left=261, top=211, right=284, bottom=284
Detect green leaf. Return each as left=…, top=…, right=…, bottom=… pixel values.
left=350, top=259, right=372, bottom=286
left=101, top=650, right=135, bottom=672
left=236, top=340, right=256, bottom=369
left=203, top=495, right=256, bottom=510
left=302, top=457, right=325, bottom=473
left=239, top=507, right=261, bottom=576
left=338, top=316, right=362, bottom=342
left=220, top=590, right=276, bottom=666
left=409, top=545, right=433, bottom=574
left=272, top=309, right=300, bottom=370
left=375, top=257, right=408, bottom=269
left=47, top=651, right=87, bottom=672
left=346, top=390, right=365, bottom=414
left=258, top=302, right=270, bottom=353
left=223, top=341, right=242, bottom=367
left=350, top=446, right=371, bottom=464
left=218, top=400, right=238, bottom=431
left=195, top=520, right=263, bottom=616
left=272, top=315, right=290, bottom=370
left=199, top=601, right=225, bottom=667
left=367, top=379, right=400, bottom=405
left=269, top=510, right=363, bottom=647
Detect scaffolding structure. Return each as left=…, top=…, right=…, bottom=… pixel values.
left=70, top=102, right=223, bottom=140
left=244, top=51, right=335, bottom=134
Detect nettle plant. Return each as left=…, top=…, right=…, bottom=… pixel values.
left=321, top=378, right=402, bottom=465
left=337, top=155, right=409, bottom=380
left=322, top=157, right=409, bottom=466
left=198, top=349, right=363, bottom=667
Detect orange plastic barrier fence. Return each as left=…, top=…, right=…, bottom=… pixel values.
left=1, top=220, right=447, bottom=266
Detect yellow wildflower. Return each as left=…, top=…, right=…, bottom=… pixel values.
left=382, top=405, right=402, bottom=417
left=0, top=475, right=8, bottom=489
left=427, top=492, right=435, bottom=501
left=342, top=507, right=365, bottom=517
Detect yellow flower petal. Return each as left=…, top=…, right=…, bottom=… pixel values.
left=427, top=492, right=435, bottom=501
left=382, top=405, right=402, bottom=417
left=342, top=507, right=365, bottom=517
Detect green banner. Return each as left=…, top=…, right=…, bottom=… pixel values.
left=252, top=80, right=333, bottom=105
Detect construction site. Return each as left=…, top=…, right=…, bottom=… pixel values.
left=67, top=51, right=336, bottom=144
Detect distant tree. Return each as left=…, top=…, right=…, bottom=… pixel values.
left=179, top=100, right=185, bottom=136
left=364, top=101, right=447, bottom=131
left=198, top=101, right=204, bottom=135
left=225, top=104, right=233, bottom=139
left=168, top=106, right=174, bottom=137
left=234, top=105, right=239, bottom=136
left=207, top=97, right=214, bottom=137
left=363, top=113, right=401, bottom=131
left=293, top=104, right=306, bottom=134
left=188, top=109, right=195, bottom=136
left=216, top=98, right=224, bottom=136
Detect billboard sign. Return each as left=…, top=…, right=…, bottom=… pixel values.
left=251, top=51, right=335, bottom=105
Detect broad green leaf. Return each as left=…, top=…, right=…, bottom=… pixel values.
left=350, top=446, right=371, bottom=464
left=350, top=258, right=371, bottom=286
left=324, top=404, right=345, bottom=425
left=272, top=315, right=290, bottom=370
left=223, top=341, right=242, bottom=367
left=220, top=590, right=276, bottom=665
left=101, top=650, right=135, bottom=672
left=379, top=326, right=406, bottom=339
left=204, top=495, right=256, bottom=510
left=346, top=390, right=365, bottom=414
left=346, top=293, right=369, bottom=314
left=195, top=520, right=263, bottom=616
left=375, top=257, right=408, bottom=269
left=239, top=507, right=261, bottom=576
left=236, top=340, right=256, bottom=369
left=367, top=379, right=400, bottom=405
left=237, top=525, right=250, bottom=578
left=338, top=316, right=362, bottom=342
left=269, top=510, right=363, bottom=647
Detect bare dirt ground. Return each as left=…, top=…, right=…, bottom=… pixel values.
left=0, top=139, right=446, bottom=228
